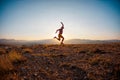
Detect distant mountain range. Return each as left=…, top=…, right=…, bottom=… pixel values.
left=0, top=39, right=120, bottom=45
left=65, top=39, right=120, bottom=44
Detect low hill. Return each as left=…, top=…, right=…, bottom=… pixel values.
left=65, top=39, right=120, bottom=44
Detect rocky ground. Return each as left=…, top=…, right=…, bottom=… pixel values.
left=0, top=43, right=120, bottom=80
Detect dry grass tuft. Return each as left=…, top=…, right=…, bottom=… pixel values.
left=22, top=48, right=33, bottom=53
left=0, top=55, right=13, bottom=73
left=0, top=50, right=26, bottom=75
left=8, top=50, right=26, bottom=63
left=89, top=55, right=112, bottom=66
left=0, top=48, right=6, bottom=55
left=32, top=53, right=67, bottom=58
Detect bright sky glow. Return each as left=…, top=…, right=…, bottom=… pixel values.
left=0, top=0, right=120, bottom=40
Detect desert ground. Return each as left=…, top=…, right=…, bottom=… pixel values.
left=0, top=43, right=120, bottom=80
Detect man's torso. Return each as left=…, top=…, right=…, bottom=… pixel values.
left=59, top=29, right=63, bottom=34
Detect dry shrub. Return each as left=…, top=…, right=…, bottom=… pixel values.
left=49, top=54, right=66, bottom=58
left=89, top=55, right=112, bottom=66
left=8, top=50, right=25, bottom=63
left=87, top=72, right=97, bottom=80
left=89, top=48, right=105, bottom=54
left=39, top=67, right=50, bottom=78
left=31, top=53, right=50, bottom=57
left=32, top=53, right=67, bottom=58
left=0, top=55, right=13, bottom=73
left=0, top=48, right=6, bottom=55
left=113, top=62, right=120, bottom=79
left=22, top=48, right=33, bottom=53
left=59, top=63, right=72, bottom=68
left=59, top=63, right=88, bottom=80
left=0, top=50, right=26, bottom=74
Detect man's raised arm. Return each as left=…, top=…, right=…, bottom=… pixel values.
left=60, top=22, right=64, bottom=27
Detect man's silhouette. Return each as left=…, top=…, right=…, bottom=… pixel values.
left=54, top=22, right=64, bottom=44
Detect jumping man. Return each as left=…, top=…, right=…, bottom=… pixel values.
left=54, top=22, right=64, bottom=44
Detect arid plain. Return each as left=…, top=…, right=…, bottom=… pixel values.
left=0, top=43, right=120, bottom=80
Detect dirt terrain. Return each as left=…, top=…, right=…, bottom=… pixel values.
left=0, top=43, right=120, bottom=80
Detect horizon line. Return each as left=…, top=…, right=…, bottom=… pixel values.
left=0, top=38, right=120, bottom=41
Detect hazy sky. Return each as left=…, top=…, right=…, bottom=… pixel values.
left=0, top=0, right=120, bottom=40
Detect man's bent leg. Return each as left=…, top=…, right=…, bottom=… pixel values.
left=55, top=37, right=60, bottom=41
left=61, top=37, right=64, bottom=43
left=57, top=34, right=61, bottom=41
left=60, top=35, right=64, bottom=44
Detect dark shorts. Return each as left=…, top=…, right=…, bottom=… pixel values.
left=58, top=34, right=64, bottom=38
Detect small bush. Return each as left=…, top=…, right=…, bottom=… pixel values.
left=0, top=50, right=25, bottom=74
left=0, top=55, right=14, bottom=73
left=22, top=48, right=33, bottom=53
left=8, top=50, right=24, bottom=63
left=0, top=48, right=6, bottom=55
left=89, top=55, right=111, bottom=66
